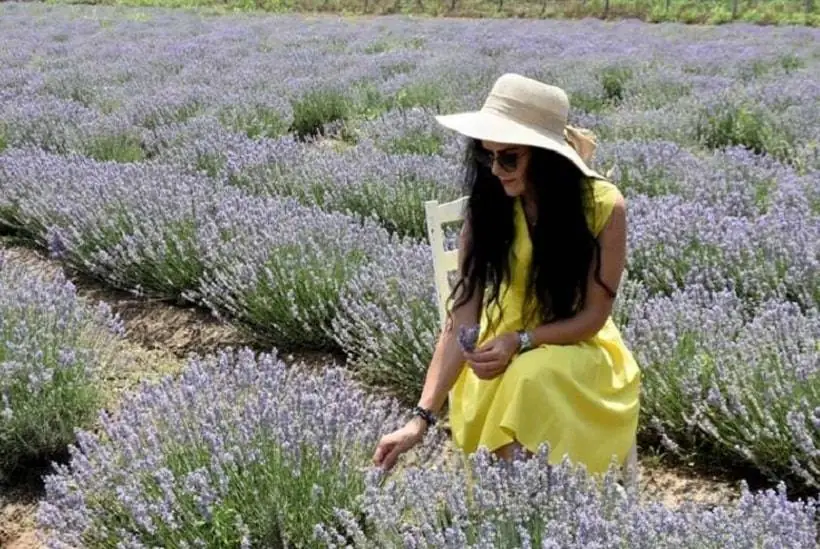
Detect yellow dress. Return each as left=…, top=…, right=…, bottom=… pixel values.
left=447, top=179, right=641, bottom=474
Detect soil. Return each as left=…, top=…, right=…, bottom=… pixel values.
left=0, top=488, right=39, bottom=549
left=0, top=240, right=753, bottom=548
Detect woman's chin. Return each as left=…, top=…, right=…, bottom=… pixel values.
left=500, top=182, right=525, bottom=197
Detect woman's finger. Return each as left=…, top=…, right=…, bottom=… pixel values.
left=372, top=446, right=384, bottom=465
left=471, top=360, right=500, bottom=376
left=381, top=444, right=404, bottom=471
left=468, top=348, right=500, bottom=364
left=373, top=440, right=392, bottom=466
left=472, top=357, right=510, bottom=378
left=475, top=339, right=499, bottom=353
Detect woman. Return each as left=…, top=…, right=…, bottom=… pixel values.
left=373, top=73, right=641, bottom=475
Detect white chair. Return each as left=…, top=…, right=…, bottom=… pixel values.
left=424, top=196, right=469, bottom=329
left=423, top=196, right=639, bottom=488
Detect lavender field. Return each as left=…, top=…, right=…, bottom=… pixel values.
left=1, top=2, right=819, bottom=546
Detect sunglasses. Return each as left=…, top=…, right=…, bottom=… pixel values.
left=474, top=147, right=522, bottom=172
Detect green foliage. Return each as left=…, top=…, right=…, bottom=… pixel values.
left=393, top=82, right=445, bottom=110
left=600, top=66, right=632, bottom=104
left=194, top=151, right=226, bottom=178
left=290, top=88, right=352, bottom=138
left=385, top=130, right=444, bottom=156
left=94, top=441, right=366, bottom=547
left=84, top=133, right=146, bottom=163
left=696, top=103, right=794, bottom=161
left=219, top=104, right=289, bottom=139
left=0, top=355, right=102, bottom=475
left=66, top=0, right=819, bottom=26
left=569, top=66, right=633, bottom=114
left=351, top=82, right=394, bottom=120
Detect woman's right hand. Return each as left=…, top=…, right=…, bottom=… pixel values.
left=372, top=417, right=427, bottom=471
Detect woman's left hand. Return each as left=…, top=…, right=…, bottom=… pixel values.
left=464, top=332, right=520, bottom=380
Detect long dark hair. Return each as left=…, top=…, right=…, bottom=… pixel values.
left=447, top=138, right=615, bottom=332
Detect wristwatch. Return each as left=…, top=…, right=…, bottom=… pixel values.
left=516, top=330, right=533, bottom=353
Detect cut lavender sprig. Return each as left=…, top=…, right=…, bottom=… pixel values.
left=458, top=324, right=480, bottom=353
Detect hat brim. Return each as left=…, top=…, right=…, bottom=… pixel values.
left=435, top=110, right=604, bottom=180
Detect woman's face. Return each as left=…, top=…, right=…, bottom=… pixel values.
left=478, top=141, right=531, bottom=197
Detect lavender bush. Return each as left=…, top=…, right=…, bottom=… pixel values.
left=318, top=448, right=819, bottom=548
left=191, top=194, right=396, bottom=350
left=353, top=107, right=458, bottom=157
left=157, top=123, right=460, bottom=239
left=0, top=147, right=210, bottom=297
left=0, top=94, right=147, bottom=163
left=0, top=253, right=123, bottom=477
left=621, top=287, right=820, bottom=488
left=264, top=140, right=461, bottom=239
left=36, top=348, right=820, bottom=547
left=0, top=147, right=402, bottom=349
left=626, top=195, right=818, bottom=309
left=37, top=348, right=406, bottom=548
left=596, top=141, right=819, bottom=217
left=332, top=242, right=440, bottom=395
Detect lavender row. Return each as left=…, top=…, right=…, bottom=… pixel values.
left=0, top=146, right=399, bottom=349
left=321, top=449, right=817, bottom=548
left=626, top=193, right=818, bottom=309
left=16, top=139, right=817, bottom=316
left=1, top=5, right=818, bottom=165
left=234, top=138, right=819, bottom=309
left=0, top=252, right=123, bottom=477
left=622, top=286, right=820, bottom=488
left=332, top=242, right=820, bottom=488
left=36, top=348, right=407, bottom=547
left=2, top=143, right=816, bottom=347
left=2, top=96, right=815, bottom=227
left=8, top=96, right=811, bottom=225
left=37, top=348, right=818, bottom=548
left=130, top=117, right=820, bottom=310
left=2, top=75, right=816, bottom=174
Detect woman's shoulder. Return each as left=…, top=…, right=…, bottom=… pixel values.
left=586, top=178, right=624, bottom=236
left=590, top=178, right=623, bottom=203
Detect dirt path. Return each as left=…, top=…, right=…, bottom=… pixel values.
left=0, top=241, right=741, bottom=548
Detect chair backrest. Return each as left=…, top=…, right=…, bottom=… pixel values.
left=424, top=196, right=469, bottom=328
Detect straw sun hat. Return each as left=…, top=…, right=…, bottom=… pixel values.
left=435, top=73, right=605, bottom=180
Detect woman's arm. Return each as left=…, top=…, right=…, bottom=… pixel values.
left=373, top=219, right=483, bottom=470
left=415, top=218, right=483, bottom=417
left=529, top=194, right=627, bottom=346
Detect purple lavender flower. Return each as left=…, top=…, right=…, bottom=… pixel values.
left=458, top=324, right=480, bottom=353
